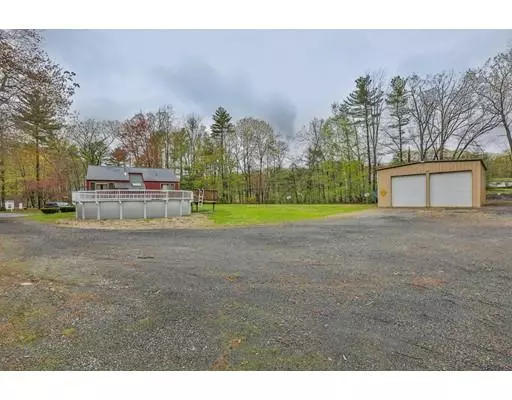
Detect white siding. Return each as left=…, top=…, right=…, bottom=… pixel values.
left=430, top=171, right=472, bottom=207
left=391, top=175, right=426, bottom=207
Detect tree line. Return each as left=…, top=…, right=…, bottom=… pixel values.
left=1, top=29, right=512, bottom=208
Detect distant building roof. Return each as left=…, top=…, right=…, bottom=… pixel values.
left=86, top=165, right=179, bottom=182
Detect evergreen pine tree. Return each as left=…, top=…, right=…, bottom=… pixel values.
left=386, top=76, right=410, bottom=163
left=210, top=106, right=234, bottom=202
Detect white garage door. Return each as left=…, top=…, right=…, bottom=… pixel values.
left=391, top=175, right=426, bottom=207
left=430, top=171, right=472, bottom=207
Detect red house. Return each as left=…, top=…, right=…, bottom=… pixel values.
left=85, top=165, right=180, bottom=190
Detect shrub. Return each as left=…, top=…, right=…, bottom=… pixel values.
left=41, top=208, right=59, bottom=214
left=60, top=206, right=76, bottom=213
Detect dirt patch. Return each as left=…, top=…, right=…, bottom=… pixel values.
left=411, top=276, right=446, bottom=288
left=54, top=213, right=215, bottom=230
left=210, top=354, right=230, bottom=370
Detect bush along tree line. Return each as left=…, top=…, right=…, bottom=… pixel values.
left=2, top=30, right=512, bottom=209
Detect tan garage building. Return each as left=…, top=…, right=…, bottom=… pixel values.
left=377, top=159, right=486, bottom=208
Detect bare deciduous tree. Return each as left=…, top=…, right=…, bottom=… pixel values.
left=474, top=48, right=512, bottom=158
left=408, top=74, right=437, bottom=161
left=68, top=115, right=119, bottom=170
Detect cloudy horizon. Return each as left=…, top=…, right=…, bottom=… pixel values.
left=43, top=29, right=512, bottom=152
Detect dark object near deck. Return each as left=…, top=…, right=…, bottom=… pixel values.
left=192, top=189, right=218, bottom=212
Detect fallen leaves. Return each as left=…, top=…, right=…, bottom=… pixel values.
left=225, top=275, right=239, bottom=282
left=210, top=337, right=244, bottom=370
left=210, top=354, right=230, bottom=371
left=229, top=338, right=242, bottom=349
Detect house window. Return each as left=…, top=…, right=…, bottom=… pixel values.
left=108, top=183, right=115, bottom=189
left=129, top=174, right=144, bottom=189
left=90, top=182, right=96, bottom=190
left=161, top=184, right=169, bottom=190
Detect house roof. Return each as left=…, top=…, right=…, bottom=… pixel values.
left=377, top=159, right=487, bottom=171
left=86, top=165, right=179, bottom=182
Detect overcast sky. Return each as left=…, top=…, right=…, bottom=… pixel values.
left=43, top=29, right=512, bottom=150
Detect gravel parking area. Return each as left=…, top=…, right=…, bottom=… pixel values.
left=1, top=207, right=511, bottom=370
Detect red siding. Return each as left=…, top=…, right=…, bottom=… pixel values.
left=144, top=181, right=179, bottom=190
left=85, top=179, right=128, bottom=190
left=86, top=180, right=179, bottom=190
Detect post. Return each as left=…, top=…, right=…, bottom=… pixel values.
left=119, top=200, right=123, bottom=220
left=180, top=191, right=183, bottom=217
left=81, top=201, right=85, bottom=220
left=96, top=201, right=100, bottom=220
left=144, top=200, right=147, bottom=219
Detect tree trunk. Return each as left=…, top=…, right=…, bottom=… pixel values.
left=364, top=114, right=372, bottom=192
left=372, top=149, right=377, bottom=193
left=35, top=129, right=41, bottom=209
left=398, top=121, right=403, bottom=163
left=0, top=155, right=5, bottom=210
left=501, top=112, right=512, bottom=156
left=0, top=129, right=5, bottom=210
left=419, top=129, right=425, bottom=161
left=259, top=158, right=263, bottom=204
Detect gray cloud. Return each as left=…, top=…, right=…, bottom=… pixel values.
left=154, top=58, right=297, bottom=138
left=76, top=97, right=141, bottom=121
left=41, top=29, right=512, bottom=153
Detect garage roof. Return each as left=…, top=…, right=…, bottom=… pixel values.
left=377, top=159, right=487, bottom=171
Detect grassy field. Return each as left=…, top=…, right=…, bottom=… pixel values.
left=206, top=204, right=375, bottom=226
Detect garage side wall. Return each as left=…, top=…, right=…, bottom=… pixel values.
left=377, top=161, right=484, bottom=208
left=481, top=167, right=486, bottom=206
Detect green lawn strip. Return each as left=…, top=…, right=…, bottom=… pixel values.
left=487, top=187, right=512, bottom=193
left=25, top=211, right=76, bottom=223
left=207, top=204, right=374, bottom=226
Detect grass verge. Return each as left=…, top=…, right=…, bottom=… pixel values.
left=25, top=212, right=76, bottom=223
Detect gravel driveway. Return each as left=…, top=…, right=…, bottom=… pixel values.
left=1, top=207, right=511, bottom=370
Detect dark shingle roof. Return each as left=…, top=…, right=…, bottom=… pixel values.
left=86, top=166, right=178, bottom=182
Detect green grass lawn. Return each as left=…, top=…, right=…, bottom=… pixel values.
left=205, top=204, right=375, bottom=226
left=24, top=211, right=76, bottom=223
left=487, top=187, right=512, bottom=194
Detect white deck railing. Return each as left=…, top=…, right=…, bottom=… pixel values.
left=73, top=190, right=194, bottom=202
